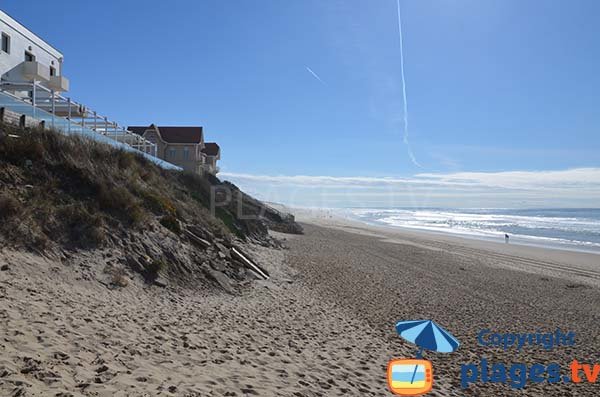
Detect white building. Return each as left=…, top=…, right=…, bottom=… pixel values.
left=0, top=9, right=69, bottom=93
left=0, top=9, right=180, bottom=171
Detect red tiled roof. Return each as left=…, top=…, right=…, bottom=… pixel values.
left=201, top=142, right=220, bottom=156
left=128, top=125, right=203, bottom=144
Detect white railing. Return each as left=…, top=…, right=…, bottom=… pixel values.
left=0, top=80, right=157, bottom=157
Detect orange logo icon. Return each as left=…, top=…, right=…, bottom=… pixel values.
left=387, top=359, right=433, bottom=396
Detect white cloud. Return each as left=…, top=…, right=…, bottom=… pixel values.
left=222, top=168, right=600, bottom=190
left=219, top=168, right=600, bottom=208
left=416, top=168, right=600, bottom=190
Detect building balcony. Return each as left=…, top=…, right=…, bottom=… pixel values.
left=201, top=163, right=219, bottom=175
left=47, top=75, right=69, bottom=92
left=22, top=61, right=50, bottom=82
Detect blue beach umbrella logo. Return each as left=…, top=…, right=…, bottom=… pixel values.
left=388, top=320, right=460, bottom=396
left=395, top=319, right=460, bottom=357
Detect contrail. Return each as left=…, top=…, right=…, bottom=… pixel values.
left=396, top=0, right=421, bottom=167
left=305, top=66, right=326, bottom=85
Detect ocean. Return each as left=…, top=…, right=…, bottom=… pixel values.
left=347, top=208, right=600, bottom=253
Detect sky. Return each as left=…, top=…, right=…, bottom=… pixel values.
left=3, top=0, right=600, bottom=208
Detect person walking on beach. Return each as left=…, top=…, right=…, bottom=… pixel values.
left=505, top=233, right=510, bottom=243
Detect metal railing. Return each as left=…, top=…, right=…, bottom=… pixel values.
left=0, top=80, right=181, bottom=171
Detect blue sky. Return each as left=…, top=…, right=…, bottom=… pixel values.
left=4, top=0, right=600, bottom=207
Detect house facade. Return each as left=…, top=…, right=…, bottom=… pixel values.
left=201, top=142, right=220, bottom=175
left=128, top=125, right=220, bottom=175
left=0, top=10, right=69, bottom=93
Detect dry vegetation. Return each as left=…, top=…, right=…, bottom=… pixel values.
left=0, top=122, right=300, bottom=255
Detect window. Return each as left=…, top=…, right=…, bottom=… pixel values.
left=183, top=147, right=190, bottom=160
left=49, top=66, right=56, bottom=76
left=169, top=148, right=177, bottom=158
left=25, top=51, right=35, bottom=62
left=145, top=133, right=157, bottom=144
left=1, top=33, right=9, bottom=53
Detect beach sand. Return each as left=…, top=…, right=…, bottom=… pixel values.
left=287, top=215, right=600, bottom=396
left=1, top=216, right=600, bottom=396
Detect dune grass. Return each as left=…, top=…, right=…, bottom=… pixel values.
left=0, top=123, right=230, bottom=250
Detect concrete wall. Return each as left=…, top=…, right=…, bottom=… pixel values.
left=0, top=10, right=63, bottom=82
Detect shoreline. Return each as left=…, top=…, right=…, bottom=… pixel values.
left=280, top=206, right=600, bottom=256
left=359, top=218, right=600, bottom=255
left=290, top=207, right=600, bottom=276
left=283, top=222, right=600, bottom=395
left=2, top=215, right=599, bottom=395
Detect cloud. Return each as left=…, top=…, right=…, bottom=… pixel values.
left=222, top=168, right=600, bottom=190
left=416, top=168, right=600, bottom=190
left=219, top=168, right=600, bottom=208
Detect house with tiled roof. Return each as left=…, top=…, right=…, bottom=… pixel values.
left=201, top=142, right=220, bottom=175
left=127, top=124, right=220, bottom=175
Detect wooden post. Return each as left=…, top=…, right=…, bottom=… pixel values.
left=67, top=97, right=71, bottom=134
left=51, top=90, right=55, bottom=129
left=32, top=80, right=36, bottom=119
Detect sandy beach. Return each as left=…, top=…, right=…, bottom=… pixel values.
left=2, top=216, right=600, bottom=396
left=1, top=1, right=598, bottom=396
left=286, top=219, right=600, bottom=396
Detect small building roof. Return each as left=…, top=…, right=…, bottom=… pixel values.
left=128, top=125, right=203, bottom=144
left=201, top=142, right=220, bottom=156
left=126, top=126, right=149, bottom=136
